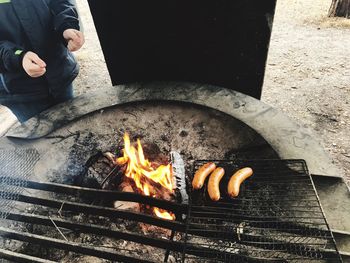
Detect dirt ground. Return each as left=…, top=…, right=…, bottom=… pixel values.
left=74, top=0, right=350, bottom=184
left=262, top=0, right=350, bottom=184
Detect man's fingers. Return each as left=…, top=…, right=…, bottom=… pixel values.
left=72, top=30, right=81, bottom=40
left=74, top=30, right=81, bottom=37
left=63, top=29, right=85, bottom=52
left=29, top=66, right=46, bottom=75
left=75, top=31, right=84, bottom=44
left=22, top=51, right=47, bottom=78
left=68, top=29, right=81, bottom=39
left=29, top=69, right=46, bottom=78
left=70, top=35, right=83, bottom=46
left=26, top=60, right=46, bottom=76
left=67, top=42, right=75, bottom=52
left=68, top=40, right=80, bottom=52
left=30, top=66, right=46, bottom=74
left=27, top=63, right=39, bottom=70
left=30, top=55, right=46, bottom=68
left=30, top=72, right=45, bottom=78
left=26, top=52, right=46, bottom=68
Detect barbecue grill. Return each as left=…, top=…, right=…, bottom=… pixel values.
left=0, top=158, right=343, bottom=262
left=0, top=0, right=349, bottom=262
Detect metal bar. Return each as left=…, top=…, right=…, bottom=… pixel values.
left=193, top=159, right=308, bottom=166
left=190, top=206, right=323, bottom=214
left=224, top=190, right=320, bottom=195
left=0, top=248, right=55, bottom=263
left=307, top=167, right=343, bottom=261
left=188, top=213, right=326, bottom=220
left=224, top=190, right=315, bottom=196
left=238, top=182, right=312, bottom=187
left=2, top=177, right=322, bottom=214
left=188, top=222, right=328, bottom=233
left=190, top=220, right=329, bottom=227
left=163, top=230, right=176, bottom=262
left=240, top=235, right=341, bottom=259
left=4, top=211, right=185, bottom=253
left=0, top=227, right=153, bottom=263
left=182, top=250, right=286, bottom=263
left=191, top=203, right=322, bottom=209
left=243, top=180, right=313, bottom=184
left=2, top=212, right=272, bottom=263
left=0, top=177, right=187, bottom=214
left=191, top=207, right=324, bottom=214
left=332, top=230, right=350, bottom=257
left=188, top=229, right=332, bottom=246
left=214, top=197, right=319, bottom=202
left=0, top=190, right=186, bottom=232
left=185, top=232, right=340, bottom=260
left=188, top=229, right=333, bottom=241
left=4, top=191, right=333, bottom=256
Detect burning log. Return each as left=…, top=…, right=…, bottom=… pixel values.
left=113, top=179, right=140, bottom=212
left=137, top=175, right=174, bottom=201
left=113, top=175, right=174, bottom=216
left=112, top=133, right=176, bottom=220
left=98, top=134, right=176, bottom=220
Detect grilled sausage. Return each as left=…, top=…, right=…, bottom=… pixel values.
left=208, top=167, right=225, bottom=201
left=228, top=167, right=253, bottom=198
left=192, top=162, right=216, bottom=190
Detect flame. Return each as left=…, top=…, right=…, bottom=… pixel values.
left=154, top=208, right=175, bottom=220
left=120, top=133, right=175, bottom=220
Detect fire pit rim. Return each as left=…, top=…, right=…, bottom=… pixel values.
left=4, top=81, right=342, bottom=177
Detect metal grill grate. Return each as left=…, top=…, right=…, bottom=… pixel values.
left=182, top=159, right=342, bottom=262
left=0, top=159, right=342, bottom=262
left=0, top=148, right=40, bottom=220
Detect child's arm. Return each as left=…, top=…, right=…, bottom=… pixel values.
left=0, top=41, right=46, bottom=78
left=0, top=41, right=25, bottom=73
left=49, top=0, right=80, bottom=39
left=49, top=0, right=84, bottom=52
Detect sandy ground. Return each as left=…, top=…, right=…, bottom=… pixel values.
left=74, top=0, right=350, bottom=183
left=262, top=0, right=350, bottom=183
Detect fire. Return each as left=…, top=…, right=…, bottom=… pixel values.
left=119, top=133, right=175, bottom=220
left=154, top=208, right=175, bottom=220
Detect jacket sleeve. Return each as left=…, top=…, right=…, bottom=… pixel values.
left=49, top=0, right=80, bottom=37
left=0, top=41, right=25, bottom=73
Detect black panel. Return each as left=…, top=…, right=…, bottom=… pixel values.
left=87, top=0, right=276, bottom=99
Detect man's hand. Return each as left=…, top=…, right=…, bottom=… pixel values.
left=22, top=51, right=46, bottom=78
left=63, top=29, right=85, bottom=52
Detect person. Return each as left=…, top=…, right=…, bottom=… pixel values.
left=0, top=0, right=85, bottom=122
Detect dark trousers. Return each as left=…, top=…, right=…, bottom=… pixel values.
left=0, top=84, right=73, bottom=123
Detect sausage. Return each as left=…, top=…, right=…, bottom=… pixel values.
left=207, top=167, right=225, bottom=201
left=227, top=167, right=253, bottom=198
left=192, top=162, right=216, bottom=190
